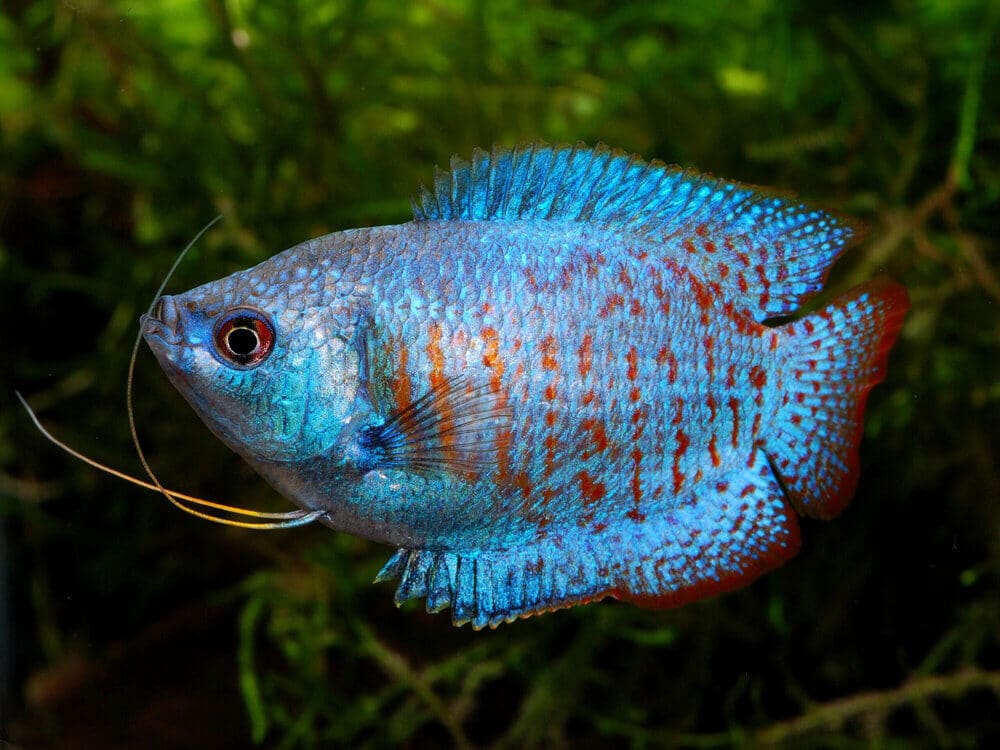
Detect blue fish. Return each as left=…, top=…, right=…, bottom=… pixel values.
left=141, top=143, right=908, bottom=628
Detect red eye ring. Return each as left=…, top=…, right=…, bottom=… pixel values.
left=213, top=308, right=275, bottom=368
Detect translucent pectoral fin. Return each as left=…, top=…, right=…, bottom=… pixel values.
left=374, top=449, right=800, bottom=628
left=358, top=375, right=512, bottom=478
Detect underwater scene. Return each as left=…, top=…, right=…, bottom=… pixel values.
left=1, top=1, right=998, bottom=747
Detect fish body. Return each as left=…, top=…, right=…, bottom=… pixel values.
left=143, top=144, right=908, bottom=628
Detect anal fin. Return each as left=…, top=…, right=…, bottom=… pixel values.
left=615, top=449, right=800, bottom=609
left=375, top=449, right=800, bottom=628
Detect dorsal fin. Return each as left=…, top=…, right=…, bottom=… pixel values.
left=412, top=142, right=865, bottom=319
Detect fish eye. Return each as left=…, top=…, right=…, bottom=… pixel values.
left=213, top=308, right=275, bottom=368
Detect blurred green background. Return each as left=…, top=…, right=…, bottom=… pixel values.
left=2, top=0, right=998, bottom=747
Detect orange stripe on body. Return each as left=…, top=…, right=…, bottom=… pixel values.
left=536, top=334, right=560, bottom=480
left=625, top=340, right=647, bottom=507
left=425, top=322, right=456, bottom=459
left=671, top=397, right=684, bottom=426
left=578, top=470, right=606, bottom=504
left=580, top=416, right=609, bottom=460
left=578, top=333, right=594, bottom=378
left=540, top=335, right=559, bottom=371
left=672, top=429, right=690, bottom=493
left=426, top=323, right=446, bottom=388
left=389, top=338, right=413, bottom=410
left=480, top=325, right=514, bottom=482
left=729, top=398, right=741, bottom=448
left=481, top=327, right=505, bottom=392
left=626, top=345, right=639, bottom=381
left=630, top=447, right=643, bottom=504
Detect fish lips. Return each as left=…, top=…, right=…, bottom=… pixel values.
left=141, top=295, right=186, bottom=364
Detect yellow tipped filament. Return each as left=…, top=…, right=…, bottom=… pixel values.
left=17, top=216, right=323, bottom=530
left=16, top=393, right=322, bottom=529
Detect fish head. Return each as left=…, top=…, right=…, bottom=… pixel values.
left=141, top=257, right=364, bottom=464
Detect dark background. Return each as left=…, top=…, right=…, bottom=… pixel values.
left=2, top=1, right=998, bottom=747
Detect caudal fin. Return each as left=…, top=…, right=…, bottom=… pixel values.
left=770, top=278, right=909, bottom=519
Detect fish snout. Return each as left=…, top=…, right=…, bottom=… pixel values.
left=142, top=295, right=183, bottom=342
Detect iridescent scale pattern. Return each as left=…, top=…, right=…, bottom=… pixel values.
left=149, top=144, right=908, bottom=628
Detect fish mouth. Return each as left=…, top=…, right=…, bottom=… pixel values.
left=141, top=295, right=184, bottom=347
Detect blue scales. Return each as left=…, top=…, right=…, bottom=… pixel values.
left=141, top=143, right=908, bottom=627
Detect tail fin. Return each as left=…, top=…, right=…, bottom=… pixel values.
left=770, top=278, right=909, bottom=519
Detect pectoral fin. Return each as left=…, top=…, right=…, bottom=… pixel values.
left=358, top=376, right=512, bottom=478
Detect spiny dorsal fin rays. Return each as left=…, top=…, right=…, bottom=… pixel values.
left=413, top=142, right=865, bottom=321
left=16, top=216, right=323, bottom=531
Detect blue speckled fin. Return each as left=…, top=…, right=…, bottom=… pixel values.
left=374, top=449, right=800, bottom=629
left=770, top=278, right=909, bottom=519
left=412, top=142, right=863, bottom=320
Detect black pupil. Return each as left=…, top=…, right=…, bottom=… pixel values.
left=227, top=324, right=259, bottom=357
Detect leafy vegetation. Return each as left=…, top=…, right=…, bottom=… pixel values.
left=2, top=0, right=998, bottom=747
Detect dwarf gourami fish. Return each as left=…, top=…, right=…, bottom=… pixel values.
left=134, top=143, right=908, bottom=629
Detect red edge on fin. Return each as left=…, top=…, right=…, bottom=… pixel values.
left=815, top=277, right=908, bottom=520
left=612, top=504, right=803, bottom=611
left=465, top=502, right=804, bottom=626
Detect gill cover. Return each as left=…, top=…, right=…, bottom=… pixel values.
left=144, top=293, right=364, bottom=464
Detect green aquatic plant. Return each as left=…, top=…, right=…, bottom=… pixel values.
left=2, top=0, right=998, bottom=747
